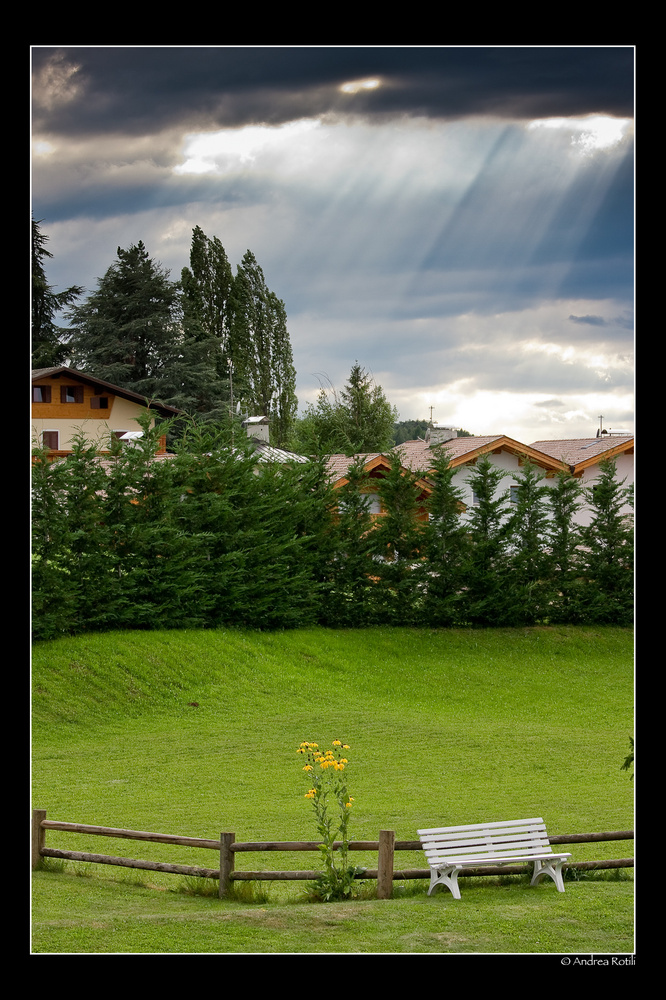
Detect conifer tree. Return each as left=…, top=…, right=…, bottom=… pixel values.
left=31, top=218, right=83, bottom=368
left=370, top=451, right=428, bottom=624
left=67, top=241, right=179, bottom=397
left=422, top=447, right=470, bottom=626
left=505, top=458, right=554, bottom=624
left=547, top=470, right=585, bottom=623
left=293, top=363, right=397, bottom=456
left=321, top=457, right=377, bottom=626
left=463, top=455, right=513, bottom=625
left=578, top=458, right=634, bottom=624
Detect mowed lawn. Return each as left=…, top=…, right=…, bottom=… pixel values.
left=31, top=625, right=634, bottom=954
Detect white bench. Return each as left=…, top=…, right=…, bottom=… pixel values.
left=418, top=817, right=571, bottom=899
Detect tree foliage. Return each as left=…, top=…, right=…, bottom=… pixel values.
left=293, top=363, right=398, bottom=456
left=67, top=241, right=180, bottom=397
left=32, top=434, right=634, bottom=639
left=31, top=218, right=83, bottom=368
left=228, top=250, right=298, bottom=446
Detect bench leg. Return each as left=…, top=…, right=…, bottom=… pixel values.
left=530, top=858, right=566, bottom=892
left=428, top=865, right=463, bottom=899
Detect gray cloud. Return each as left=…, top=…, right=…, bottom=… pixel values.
left=32, top=46, right=635, bottom=138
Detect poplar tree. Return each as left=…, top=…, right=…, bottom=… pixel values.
left=228, top=250, right=297, bottom=446
left=175, top=226, right=234, bottom=420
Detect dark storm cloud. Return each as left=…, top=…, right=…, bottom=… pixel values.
left=32, top=46, right=634, bottom=138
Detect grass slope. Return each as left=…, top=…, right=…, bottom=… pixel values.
left=32, top=625, right=634, bottom=954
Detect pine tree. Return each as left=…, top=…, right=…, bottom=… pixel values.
left=31, top=218, right=83, bottom=368
left=293, top=363, right=397, bottom=456
left=67, top=241, right=179, bottom=397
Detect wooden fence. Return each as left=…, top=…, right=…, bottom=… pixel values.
left=32, top=810, right=634, bottom=900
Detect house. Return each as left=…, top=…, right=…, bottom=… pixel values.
left=529, top=433, right=634, bottom=526
left=241, top=416, right=309, bottom=466
left=326, top=451, right=434, bottom=521
left=32, top=367, right=180, bottom=459
left=325, top=423, right=634, bottom=527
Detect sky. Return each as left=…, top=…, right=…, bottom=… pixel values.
left=31, top=46, right=635, bottom=442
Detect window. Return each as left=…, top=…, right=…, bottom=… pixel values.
left=42, top=431, right=59, bottom=450
left=60, top=385, right=84, bottom=403
left=366, top=492, right=382, bottom=514
left=90, top=396, right=109, bottom=409
left=510, top=486, right=520, bottom=504
left=32, top=385, right=52, bottom=402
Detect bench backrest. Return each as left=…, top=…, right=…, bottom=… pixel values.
left=418, top=818, right=555, bottom=861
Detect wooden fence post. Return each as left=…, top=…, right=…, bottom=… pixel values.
left=219, top=832, right=235, bottom=898
left=32, top=809, right=46, bottom=870
left=377, top=829, right=395, bottom=899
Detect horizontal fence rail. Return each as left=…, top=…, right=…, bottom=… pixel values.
left=32, top=810, right=634, bottom=900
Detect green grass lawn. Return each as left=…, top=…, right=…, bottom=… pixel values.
left=31, top=625, right=634, bottom=954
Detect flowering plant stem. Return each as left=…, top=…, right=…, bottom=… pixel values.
left=297, top=739, right=361, bottom=901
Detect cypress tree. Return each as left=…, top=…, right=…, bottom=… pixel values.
left=422, top=447, right=470, bottom=626
left=578, top=458, right=634, bottom=624
left=505, top=458, right=555, bottom=624
left=463, top=455, right=513, bottom=625
left=547, top=470, right=585, bottom=623
left=370, top=451, right=428, bottom=625
left=321, top=457, right=377, bottom=627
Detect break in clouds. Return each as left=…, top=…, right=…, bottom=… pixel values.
left=32, top=46, right=634, bottom=440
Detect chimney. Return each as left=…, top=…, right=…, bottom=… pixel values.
left=242, top=415, right=270, bottom=442
left=429, top=424, right=458, bottom=447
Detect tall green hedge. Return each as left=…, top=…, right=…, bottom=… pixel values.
left=32, top=429, right=634, bottom=641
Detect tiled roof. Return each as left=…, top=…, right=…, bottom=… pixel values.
left=529, top=436, right=634, bottom=468
left=324, top=435, right=558, bottom=482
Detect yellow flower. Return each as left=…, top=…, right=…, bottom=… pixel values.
left=303, top=764, right=313, bottom=771
left=340, top=758, right=348, bottom=764
left=332, top=740, right=342, bottom=746
left=343, top=745, right=350, bottom=750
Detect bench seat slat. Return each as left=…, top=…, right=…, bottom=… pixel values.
left=421, top=833, right=551, bottom=849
